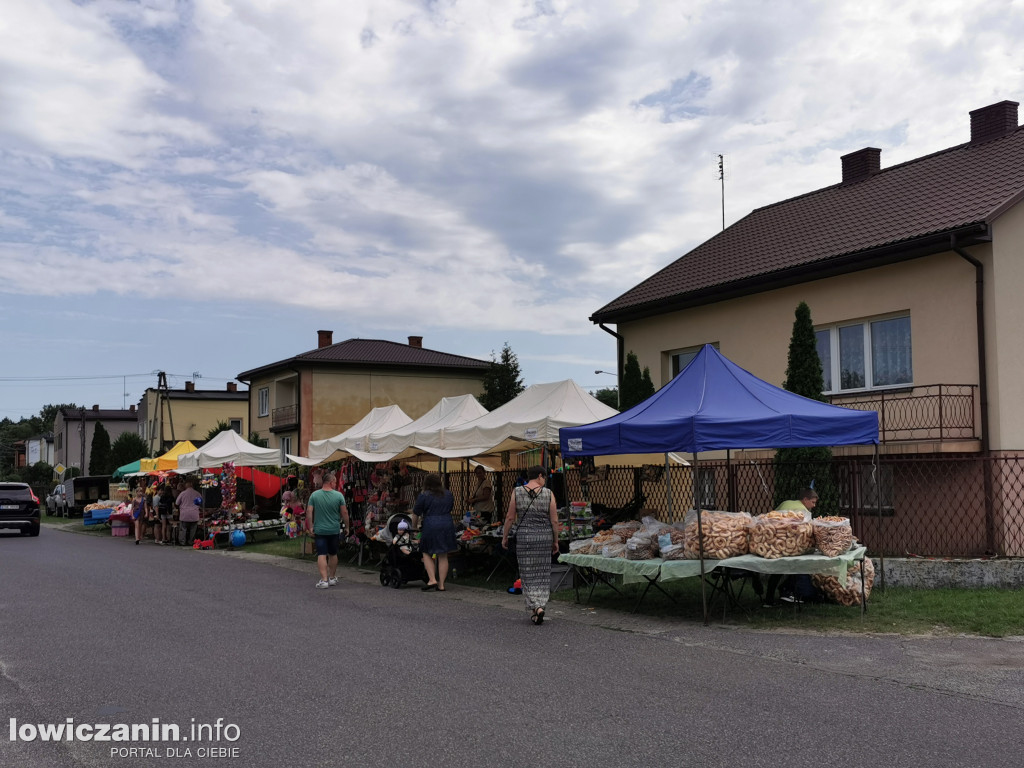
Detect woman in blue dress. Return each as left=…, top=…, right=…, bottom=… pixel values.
left=412, top=473, right=457, bottom=591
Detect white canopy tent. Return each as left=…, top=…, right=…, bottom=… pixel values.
left=291, top=405, right=413, bottom=466
left=177, top=430, right=283, bottom=470
left=416, top=380, right=617, bottom=459
left=344, top=395, right=488, bottom=463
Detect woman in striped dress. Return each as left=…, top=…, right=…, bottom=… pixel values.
left=502, top=465, right=559, bottom=625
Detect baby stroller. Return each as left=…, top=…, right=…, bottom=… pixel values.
left=379, top=513, right=428, bottom=589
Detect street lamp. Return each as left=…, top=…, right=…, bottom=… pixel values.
left=595, top=370, right=615, bottom=376
left=594, top=370, right=619, bottom=409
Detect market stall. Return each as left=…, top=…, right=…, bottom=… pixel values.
left=560, top=344, right=880, bottom=621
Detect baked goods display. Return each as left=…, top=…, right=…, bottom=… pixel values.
left=812, top=556, right=875, bottom=606
left=748, top=515, right=814, bottom=558
left=681, top=510, right=751, bottom=559
left=811, top=516, right=854, bottom=557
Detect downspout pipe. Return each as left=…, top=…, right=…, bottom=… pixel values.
left=952, top=234, right=995, bottom=555
left=598, top=323, right=625, bottom=398
left=951, top=236, right=989, bottom=453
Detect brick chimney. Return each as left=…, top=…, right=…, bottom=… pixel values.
left=970, top=100, right=1019, bottom=144
left=227, top=382, right=237, bottom=393
left=92, top=404, right=99, bottom=411
left=841, top=147, right=881, bottom=183
left=185, top=381, right=195, bottom=393
left=317, top=330, right=333, bottom=348
left=129, top=405, right=136, bottom=413
left=408, top=335, right=423, bottom=348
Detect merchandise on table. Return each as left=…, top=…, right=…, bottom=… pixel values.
left=610, top=520, right=642, bottom=540
left=748, top=514, right=814, bottom=559
left=601, top=541, right=626, bottom=558
left=812, top=516, right=854, bottom=556
left=682, top=510, right=751, bottom=559
left=812, top=556, right=875, bottom=605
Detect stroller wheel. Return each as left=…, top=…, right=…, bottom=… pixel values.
left=390, top=567, right=403, bottom=589
left=379, top=569, right=390, bottom=587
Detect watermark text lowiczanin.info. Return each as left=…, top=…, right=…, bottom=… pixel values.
left=9, top=717, right=242, bottom=758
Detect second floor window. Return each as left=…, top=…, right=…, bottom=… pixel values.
left=816, top=315, right=912, bottom=393
left=258, top=387, right=270, bottom=417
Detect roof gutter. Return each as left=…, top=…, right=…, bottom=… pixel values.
left=950, top=235, right=990, bottom=454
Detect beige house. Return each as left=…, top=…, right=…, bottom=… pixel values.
left=591, top=100, right=1024, bottom=557
left=54, top=406, right=139, bottom=474
left=137, top=382, right=249, bottom=455
left=237, top=332, right=489, bottom=458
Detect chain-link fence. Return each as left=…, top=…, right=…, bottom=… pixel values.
left=445, top=453, right=1024, bottom=558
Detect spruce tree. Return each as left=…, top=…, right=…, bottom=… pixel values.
left=480, top=342, right=525, bottom=411
left=89, top=422, right=112, bottom=475
left=773, top=302, right=837, bottom=513
left=640, top=366, right=655, bottom=400
left=110, top=432, right=149, bottom=470
left=619, top=351, right=644, bottom=410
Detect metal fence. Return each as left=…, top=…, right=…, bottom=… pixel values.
left=445, top=453, right=1024, bottom=558
left=827, top=384, right=978, bottom=442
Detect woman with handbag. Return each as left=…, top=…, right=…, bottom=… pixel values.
left=502, top=465, right=559, bottom=625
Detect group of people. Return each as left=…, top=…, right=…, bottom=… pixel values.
left=306, top=464, right=560, bottom=626
left=129, top=478, right=202, bottom=546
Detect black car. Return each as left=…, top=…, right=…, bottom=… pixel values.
left=0, top=482, right=41, bottom=536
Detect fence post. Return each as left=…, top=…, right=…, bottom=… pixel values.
left=938, top=385, right=945, bottom=441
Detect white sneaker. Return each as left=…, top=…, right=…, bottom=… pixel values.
left=315, top=580, right=329, bottom=589
left=327, top=577, right=339, bottom=586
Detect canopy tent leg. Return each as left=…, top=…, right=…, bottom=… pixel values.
left=695, top=453, right=709, bottom=625
left=664, top=453, right=672, bottom=522
left=874, top=442, right=885, bottom=591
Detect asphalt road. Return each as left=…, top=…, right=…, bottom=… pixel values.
left=1, top=527, right=1022, bottom=768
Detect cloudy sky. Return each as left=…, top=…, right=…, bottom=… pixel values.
left=2, top=0, right=1023, bottom=422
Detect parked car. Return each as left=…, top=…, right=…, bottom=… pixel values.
left=46, top=484, right=67, bottom=515
left=0, top=482, right=41, bottom=536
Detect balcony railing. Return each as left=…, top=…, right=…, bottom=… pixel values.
left=827, top=384, right=978, bottom=443
left=271, top=404, right=298, bottom=432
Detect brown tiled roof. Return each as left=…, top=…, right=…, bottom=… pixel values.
left=237, top=338, right=488, bottom=380
left=593, top=126, right=1024, bottom=323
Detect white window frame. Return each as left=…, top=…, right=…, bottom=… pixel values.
left=667, top=342, right=719, bottom=379
left=257, top=387, right=270, bottom=418
left=816, top=313, right=912, bottom=394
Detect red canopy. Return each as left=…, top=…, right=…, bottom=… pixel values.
left=235, top=466, right=286, bottom=498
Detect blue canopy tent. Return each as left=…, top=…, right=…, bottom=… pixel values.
left=560, top=344, right=879, bottom=621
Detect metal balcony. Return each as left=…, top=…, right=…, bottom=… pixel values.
left=271, top=404, right=298, bottom=432
left=827, top=384, right=978, bottom=443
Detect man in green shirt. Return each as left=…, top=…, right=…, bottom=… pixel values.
left=305, top=472, right=350, bottom=589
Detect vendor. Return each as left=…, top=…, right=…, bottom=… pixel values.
left=466, top=465, right=496, bottom=523
left=761, top=487, right=818, bottom=606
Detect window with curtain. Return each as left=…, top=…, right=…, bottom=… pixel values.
left=816, top=314, right=912, bottom=393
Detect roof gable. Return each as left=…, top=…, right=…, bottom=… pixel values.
left=594, top=125, right=1024, bottom=323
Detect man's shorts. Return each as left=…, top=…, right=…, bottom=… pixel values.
left=315, top=534, right=340, bottom=557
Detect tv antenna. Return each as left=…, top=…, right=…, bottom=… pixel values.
left=718, top=154, right=725, bottom=231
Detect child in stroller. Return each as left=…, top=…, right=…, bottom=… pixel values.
left=379, top=515, right=428, bottom=589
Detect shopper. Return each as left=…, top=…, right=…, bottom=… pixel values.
left=466, top=465, right=495, bottom=523
left=306, top=472, right=350, bottom=589
left=131, top=487, right=147, bottom=545
left=157, top=483, right=174, bottom=544
left=176, top=478, right=202, bottom=547
left=411, top=473, right=456, bottom=591
left=502, top=465, right=559, bottom=625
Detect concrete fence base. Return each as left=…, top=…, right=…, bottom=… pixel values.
left=877, top=557, right=1024, bottom=589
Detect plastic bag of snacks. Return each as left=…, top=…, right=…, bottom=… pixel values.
left=610, top=520, right=642, bottom=541
left=659, top=543, right=687, bottom=560
left=569, top=538, right=596, bottom=555
left=601, top=542, right=627, bottom=558
left=811, top=516, right=854, bottom=557
left=748, top=511, right=814, bottom=559
left=592, top=530, right=621, bottom=549
left=625, top=535, right=656, bottom=560
left=682, top=510, right=751, bottom=559
left=812, top=557, right=875, bottom=606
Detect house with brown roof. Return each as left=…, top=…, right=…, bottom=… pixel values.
left=237, top=332, right=489, bottom=457
left=592, top=100, right=1024, bottom=557
left=54, top=405, right=139, bottom=475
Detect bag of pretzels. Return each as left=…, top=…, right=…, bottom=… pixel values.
left=681, top=509, right=751, bottom=560
left=749, top=510, right=814, bottom=559
left=811, top=516, right=854, bottom=557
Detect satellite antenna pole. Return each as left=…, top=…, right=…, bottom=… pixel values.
left=718, top=154, right=725, bottom=231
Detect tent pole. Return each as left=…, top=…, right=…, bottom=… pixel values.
left=664, top=453, right=672, bottom=522
left=696, top=452, right=708, bottom=625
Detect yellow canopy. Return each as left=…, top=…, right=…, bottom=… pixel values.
left=155, top=441, right=199, bottom=470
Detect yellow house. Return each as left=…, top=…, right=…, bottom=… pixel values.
left=137, top=382, right=249, bottom=455
left=591, top=99, right=1024, bottom=557
left=237, top=332, right=489, bottom=458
